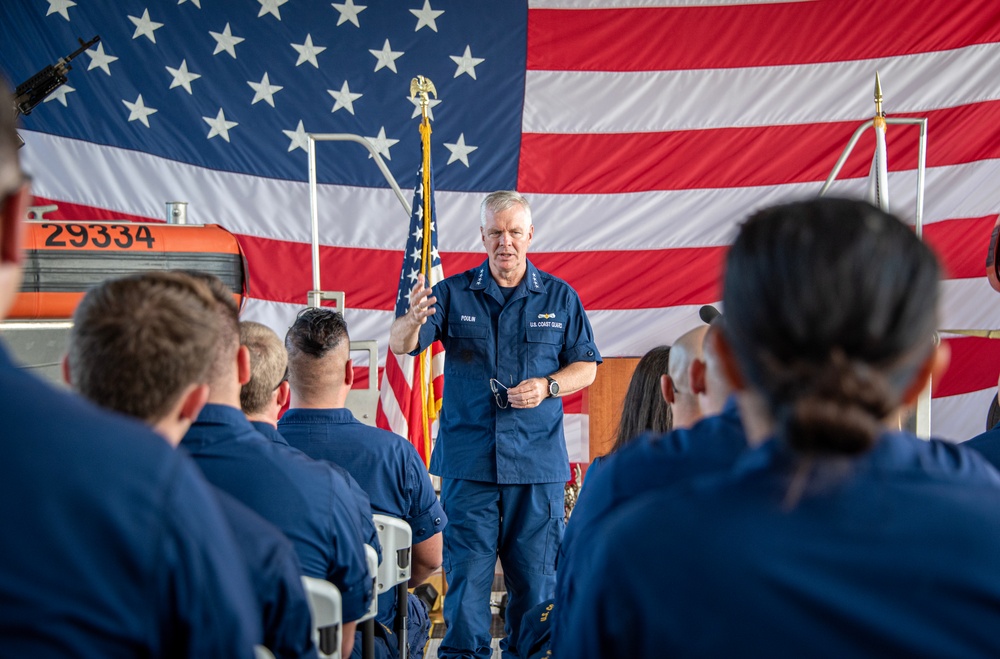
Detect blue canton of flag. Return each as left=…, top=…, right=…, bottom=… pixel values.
left=0, top=0, right=525, bottom=192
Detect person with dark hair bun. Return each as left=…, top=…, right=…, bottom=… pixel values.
left=560, top=198, right=1000, bottom=658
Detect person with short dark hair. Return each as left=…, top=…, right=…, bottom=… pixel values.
left=68, top=271, right=317, bottom=659
left=180, top=274, right=376, bottom=659
left=0, top=79, right=260, bottom=658
left=561, top=198, right=1000, bottom=657
left=280, top=307, right=446, bottom=659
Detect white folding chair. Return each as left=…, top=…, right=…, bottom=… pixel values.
left=373, top=515, right=413, bottom=659
left=302, top=575, right=343, bottom=659
left=359, top=543, right=380, bottom=659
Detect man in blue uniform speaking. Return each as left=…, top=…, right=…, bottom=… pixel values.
left=389, top=190, right=601, bottom=659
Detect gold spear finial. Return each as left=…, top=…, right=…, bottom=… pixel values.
left=873, top=71, right=886, bottom=130
left=409, top=75, right=437, bottom=124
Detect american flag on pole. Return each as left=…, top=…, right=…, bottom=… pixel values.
left=376, top=126, right=445, bottom=466
left=5, top=1, right=1000, bottom=450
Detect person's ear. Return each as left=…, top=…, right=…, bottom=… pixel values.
left=661, top=374, right=675, bottom=404
left=236, top=344, right=251, bottom=385
left=344, top=358, right=355, bottom=388
left=690, top=359, right=707, bottom=396
left=900, top=341, right=950, bottom=408
left=61, top=353, right=72, bottom=386
left=179, top=383, right=210, bottom=423
left=715, top=329, right=747, bottom=392
left=1, top=183, right=29, bottom=266
left=275, top=380, right=290, bottom=409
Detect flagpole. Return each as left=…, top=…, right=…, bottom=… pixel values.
left=410, top=75, right=439, bottom=462
left=870, top=71, right=890, bottom=211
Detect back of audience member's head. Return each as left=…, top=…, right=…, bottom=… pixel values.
left=68, top=271, right=218, bottom=432
left=611, top=346, right=672, bottom=454
left=722, top=197, right=941, bottom=457
left=285, top=307, right=351, bottom=403
left=239, top=321, right=289, bottom=419
left=665, top=324, right=708, bottom=429
left=183, top=271, right=242, bottom=392
left=700, top=317, right=735, bottom=416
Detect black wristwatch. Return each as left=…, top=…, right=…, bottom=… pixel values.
left=545, top=375, right=560, bottom=398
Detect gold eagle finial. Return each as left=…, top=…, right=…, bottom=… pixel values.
left=410, top=75, right=437, bottom=123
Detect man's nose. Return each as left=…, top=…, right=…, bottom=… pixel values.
left=499, top=232, right=512, bottom=245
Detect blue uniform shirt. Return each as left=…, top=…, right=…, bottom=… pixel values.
left=963, top=421, right=1000, bottom=468
left=182, top=403, right=373, bottom=621
left=280, top=408, right=448, bottom=629
left=252, top=419, right=291, bottom=445
left=552, top=400, right=745, bottom=654
left=0, top=346, right=260, bottom=658
left=251, top=418, right=381, bottom=558
left=414, top=259, right=601, bottom=483
left=214, top=489, right=317, bottom=659
left=561, top=431, right=1000, bottom=658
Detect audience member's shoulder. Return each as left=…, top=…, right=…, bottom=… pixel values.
left=917, top=434, right=1000, bottom=485
left=880, top=432, right=1000, bottom=485
left=963, top=425, right=1000, bottom=465
left=3, top=363, right=176, bottom=464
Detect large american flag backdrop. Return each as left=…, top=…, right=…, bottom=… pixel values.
left=4, top=0, right=1000, bottom=453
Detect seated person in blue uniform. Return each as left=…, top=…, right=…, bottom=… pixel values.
left=240, top=320, right=292, bottom=446
left=179, top=274, right=377, bottom=659
left=0, top=81, right=260, bottom=658
left=553, top=320, right=743, bottom=655
left=279, top=307, right=447, bottom=659
left=239, top=318, right=386, bottom=628
left=561, top=197, right=1000, bottom=658
left=66, top=271, right=316, bottom=659
left=963, top=377, right=1000, bottom=467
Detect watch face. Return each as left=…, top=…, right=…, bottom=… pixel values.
left=548, top=378, right=559, bottom=396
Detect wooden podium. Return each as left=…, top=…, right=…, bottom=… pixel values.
left=586, top=356, right=641, bottom=463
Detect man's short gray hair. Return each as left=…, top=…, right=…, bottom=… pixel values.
left=480, top=190, right=532, bottom=227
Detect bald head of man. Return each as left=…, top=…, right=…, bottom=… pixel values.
left=664, top=325, right=708, bottom=429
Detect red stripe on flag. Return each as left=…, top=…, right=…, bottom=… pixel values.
left=25, top=199, right=995, bottom=314
left=527, top=0, right=1000, bottom=72
left=237, top=234, right=726, bottom=311
left=519, top=100, right=1000, bottom=194
left=936, top=337, right=1000, bottom=398
left=923, top=215, right=997, bottom=280
left=562, top=390, right=584, bottom=415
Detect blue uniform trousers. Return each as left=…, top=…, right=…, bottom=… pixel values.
left=439, top=479, right=564, bottom=659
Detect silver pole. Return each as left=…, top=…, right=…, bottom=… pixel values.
left=308, top=133, right=412, bottom=215
left=818, top=121, right=872, bottom=197
left=914, top=117, right=928, bottom=239
left=305, top=133, right=413, bottom=309
left=308, top=135, right=321, bottom=305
